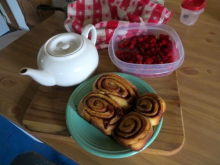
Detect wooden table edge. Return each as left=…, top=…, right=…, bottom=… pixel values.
left=24, top=104, right=185, bottom=157
left=143, top=105, right=185, bottom=156
left=20, top=71, right=186, bottom=156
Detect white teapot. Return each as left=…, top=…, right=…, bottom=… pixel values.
left=20, top=24, right=99, bottom=87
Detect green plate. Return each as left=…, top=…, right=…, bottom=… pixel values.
left=66, top=72, right=163, bottom=158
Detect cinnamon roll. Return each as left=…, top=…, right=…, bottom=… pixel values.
left=78, top=92, right=123, bottom=135
left=93, top=73, right=139, bottom=113
left=112, top=111, right=153, bottom=151
left=134, top=93, right=166, bottom=126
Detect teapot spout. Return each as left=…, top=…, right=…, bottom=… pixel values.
left=20, top=68, right=56, bottom=86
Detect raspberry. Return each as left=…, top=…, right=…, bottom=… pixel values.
left=164, top=35, right=170, bottom=40
left=115, top=34, right=174, bottom=64
left=158, top=42, right=163, bottom=47
left=116, top=50, right=122, bottom=56
left=166, top=40, right=172, bottom=47
left=145, top=43, right=150, bottom=48
left=118, top=42, right=123, bottom=48
left=146, top=50, right=151, bottom=55
left=151, top=48, right=156, bottom=52
left=159, top=34, right=165, bottom=39
left=168, top=56, right=174, bottom=63
left=136, top=54, right=143, bottom=61
left=123, top=39, right=130, bottom=47
left=145, top=58, right=153, bottom=64
left=162, top=39, right=167, bottom=45
left=129, top=44, right=135, bottom=50
left=144, top=35, right=149, bottom=41
left=136, top=60, right=143, bottom=64
left=138, top=37, right=144, bottom=42
left=150, top=38, right=156, bottom=43
left=150, top=43, right=155, bottom=48
left=156, top=47, right=161, bottom=52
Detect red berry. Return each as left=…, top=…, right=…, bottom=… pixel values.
left=151, top=48, right=156, bottom=52
left=162, top=56, right=168, bottom=62
left=164, top=35, right=170, bottom=40
left=145, top=58, right=153, bottom=64
left=151, top=51, right=156, bottom=55
left=156, top=56, right=161, bottom=61
left=116, top=50, right=122, bottom=55
left=167, top=50, right=172, bottom=56
left=127, top=60, right=133, bottom=63
left=129, top=44, right=135, bottom=50
left=118, top=42, right=123, bottom=48
left=150, top=43, right=155, bottom=48
left=123, top=39, right=130, bottom=47
left=144, top=35, right=149, bottom=41
left=140, top=47, right=145, bottom=54
left=158, top=42, right=163, bottom=47
left=168, top=56, right=174, bottom=63
left=136, top=54, right=143, bottom=61
left=116, top=53, right=124, bottom=61
left=156, top=47, right=161, bottom=52
left=145, top=43, right=150, bottom=48
left=146, top=50, right=151, bottom=55
left=152, top=56, right=156, bottom=60
left=134, top=51, right=139, bottom=55
left=159, top=34, right=165, bottom=39
left=137, top=44, right=142, bottom=49
left=131, top=37, right=137, bottom=43
left=162, top=39, right=167, bottom=45
left=138, top=37, right=144, bottom=42
left=150, top=38, right=156, bottom=43
left=131, top=57, right=136, bottom=61
left=166, top=40, right=172, bottom=47
left=136, top=60, right=143, bottom=64
left=163, top=48, right=169, bottom=53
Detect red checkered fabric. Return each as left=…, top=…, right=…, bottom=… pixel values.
left=64, top=0, right=172, bottom=49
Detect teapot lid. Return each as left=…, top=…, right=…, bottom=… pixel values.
left=45, top=33, right=83, bottom=57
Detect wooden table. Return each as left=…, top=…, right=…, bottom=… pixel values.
left=1, top=0, right=220, bottom=164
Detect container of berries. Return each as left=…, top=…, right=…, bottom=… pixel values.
left=108, top=23, right=184, bottom=78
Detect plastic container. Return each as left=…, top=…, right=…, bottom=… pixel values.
left=108, top=23, right=184, bottom=78
left=180, top=0, right=206, bottom=26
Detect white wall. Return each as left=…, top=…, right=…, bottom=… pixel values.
left=6, top=0, right=29, bottom=30
left=0, top=30, right=27, bottom=50
left=0, top=12, right=10, bottom=36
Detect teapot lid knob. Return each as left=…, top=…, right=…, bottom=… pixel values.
left=60, top=43, right=70, bottom=50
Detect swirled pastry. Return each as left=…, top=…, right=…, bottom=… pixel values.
left=78, top=92, right=123, bottom=135
left=134, top=93, right=166, bottom=126
left=112, top=111, right=153, bottom=151
left=93, top=73, right=139, bottom=113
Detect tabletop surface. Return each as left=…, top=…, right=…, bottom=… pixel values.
left=0, top=0, right=220, bottom=164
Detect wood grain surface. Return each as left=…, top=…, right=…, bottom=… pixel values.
left=0, top=0, right=220, bottom=164
left=22, top=63, right=184, bottom=156
left=22, top=86, right=73, bottom=136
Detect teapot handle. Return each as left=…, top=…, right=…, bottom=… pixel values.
left=81, top=24, right=97, bottom=45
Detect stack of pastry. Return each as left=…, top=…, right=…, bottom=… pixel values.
left=93, top=73, right=140, bottom=114
left=134, top=93, right=166, bottom=126
left=112, top=111, right=153, bottom=151
left=78, top=73, right=166, bottom=151
left=78, top=92, right=123, bottom=135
